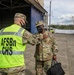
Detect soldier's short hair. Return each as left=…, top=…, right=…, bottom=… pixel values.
left=14, top=13, right=27, bottom=23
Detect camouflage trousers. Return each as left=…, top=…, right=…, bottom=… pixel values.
left=0, top=66, right=25, bottom=75
left=35, top=59, right=52, bottom=75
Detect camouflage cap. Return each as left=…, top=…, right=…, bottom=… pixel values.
left=36, top=20, right=44, bottom=27
left=14, top=13, right=28, bottom=23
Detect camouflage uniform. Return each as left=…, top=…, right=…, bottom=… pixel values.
left=0, top=13, right=38, bottom=75
left=34, top=21, right=58, bottom=75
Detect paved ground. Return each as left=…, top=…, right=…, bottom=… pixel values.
left=24, top=33, right=74, bottom=75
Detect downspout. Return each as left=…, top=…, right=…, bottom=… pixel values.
left=44, top=12, right=48, bottom=29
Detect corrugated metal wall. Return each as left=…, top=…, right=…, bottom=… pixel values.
left=31, top=6, right=43, bottom=34
left=35, top=0, right=44, bottom=7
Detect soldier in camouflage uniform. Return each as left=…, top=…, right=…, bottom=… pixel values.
left=0, top=13, right=39, bottom=75
left=34, top=20, right=58, bottom=75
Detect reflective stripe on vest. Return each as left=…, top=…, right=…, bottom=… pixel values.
left=0, top=50, right=24, bottom=55
left=0, top=27, right=24, bottom=37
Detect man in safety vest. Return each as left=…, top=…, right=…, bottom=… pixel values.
left=0, top=13, right=39, bottom=75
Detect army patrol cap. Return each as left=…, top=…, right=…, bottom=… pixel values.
left=14, top=13, right=28, bottom=23
left=36, top=20, right=44, bottom=27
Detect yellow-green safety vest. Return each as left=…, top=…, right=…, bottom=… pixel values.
left=0, top=24, right=26, bottom=68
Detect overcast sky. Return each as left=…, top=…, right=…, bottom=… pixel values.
left=44, top=0, right=74, bottom=25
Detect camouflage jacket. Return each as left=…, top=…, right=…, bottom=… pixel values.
left=22, top=29, right=39, bottom=45
left=34, top=31, right=58, bottom=61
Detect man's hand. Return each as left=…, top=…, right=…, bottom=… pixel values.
left=43, top=34, right=48, bottom=39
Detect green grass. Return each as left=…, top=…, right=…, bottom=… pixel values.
left=49, top=25, right=74, bottom=30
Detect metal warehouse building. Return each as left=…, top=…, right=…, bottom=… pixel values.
left=0, top=0, right=47, bottom=34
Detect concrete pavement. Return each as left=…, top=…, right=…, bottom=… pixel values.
left=24, top=33, right=74, bottom=75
